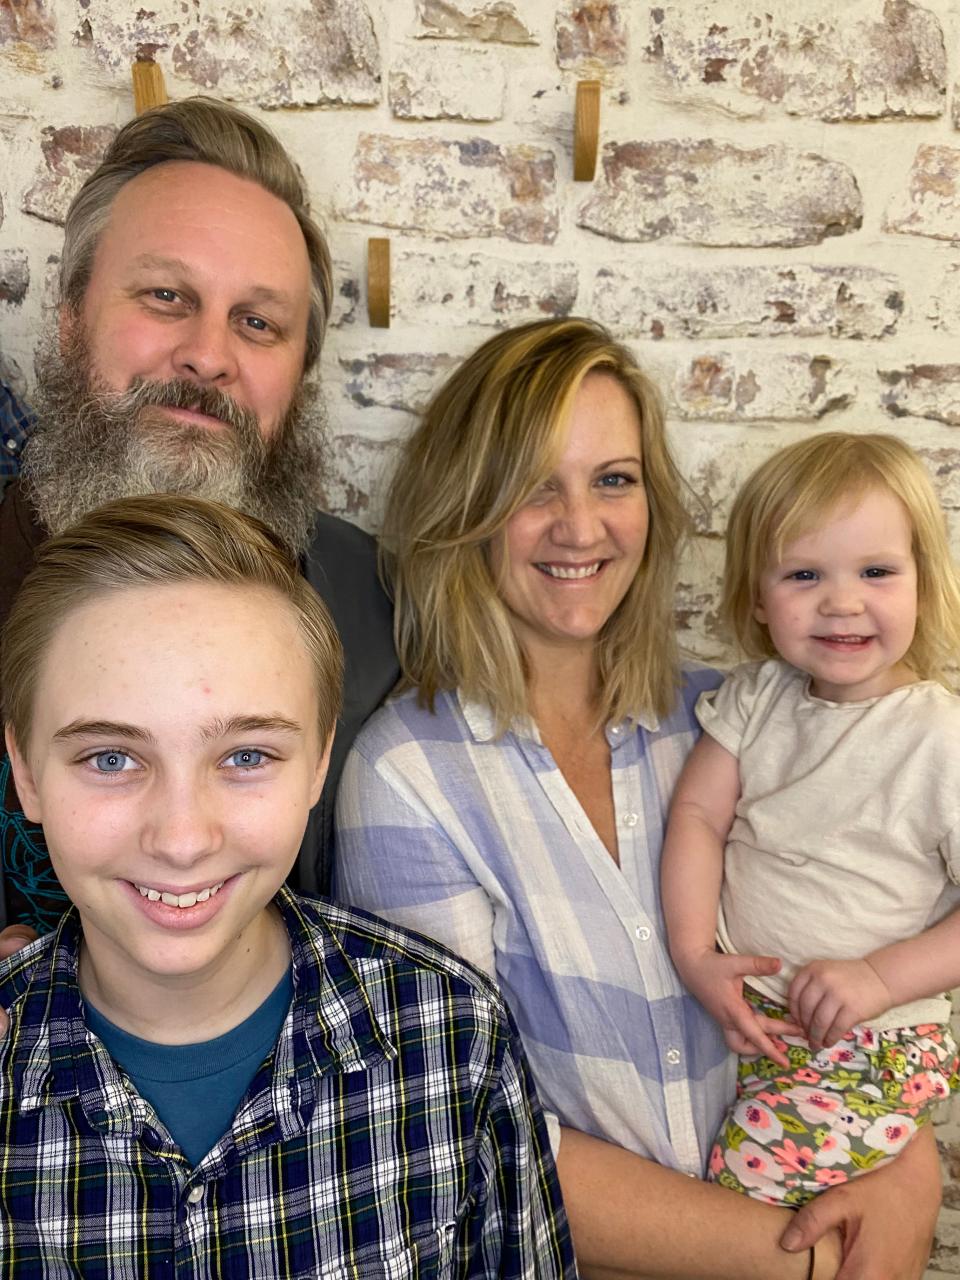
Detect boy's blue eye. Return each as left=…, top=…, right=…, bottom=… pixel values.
left=226, top=749, right=265, bottom=768
left=93, top=751, right=131, bottom=773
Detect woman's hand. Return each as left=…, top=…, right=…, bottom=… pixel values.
left=781, top=1124, right=941, bottom=1280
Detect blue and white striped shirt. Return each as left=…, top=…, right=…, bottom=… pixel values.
left=335, top=667, right=736, bottom=1177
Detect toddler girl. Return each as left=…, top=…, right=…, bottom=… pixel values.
left=662, top=431, right=960, bottom=1206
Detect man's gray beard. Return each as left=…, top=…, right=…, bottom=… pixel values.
left=21, top=330, right=328, bottom=557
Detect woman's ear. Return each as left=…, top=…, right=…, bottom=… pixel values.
left=4, top=726, right=42, bottom=823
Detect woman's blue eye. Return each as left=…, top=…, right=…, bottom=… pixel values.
left=226, top=749, right=265, bottom=768
left=599, top=473, right=633, bottom=488
left=93, top=751, right=131, bottom=773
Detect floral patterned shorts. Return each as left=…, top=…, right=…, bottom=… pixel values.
left=706, top=991, right=959, bottom=1206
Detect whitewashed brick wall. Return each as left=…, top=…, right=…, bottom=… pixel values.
left=3, top=3, right=960, bottom=1268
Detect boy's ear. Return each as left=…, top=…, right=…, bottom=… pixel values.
left=309, top=731, right=335, bottom=808
left=3, top=726, right=42, bottom=823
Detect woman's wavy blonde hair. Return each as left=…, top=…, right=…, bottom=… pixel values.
left=382, top=317, right=689, bottom=731
left=723, top=431, right=960, bottom=685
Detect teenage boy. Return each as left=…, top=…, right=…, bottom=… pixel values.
left=0, top=493, right=574, bottom=1279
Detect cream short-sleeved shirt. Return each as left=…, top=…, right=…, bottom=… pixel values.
left=698, top=659, right=960, bottom=1029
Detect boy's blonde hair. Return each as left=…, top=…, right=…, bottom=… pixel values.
left=723, top=431, right=960, bottom=684
left=382, top=317, right=688, bottom=730
left=2, top=495, right=343, bottom=749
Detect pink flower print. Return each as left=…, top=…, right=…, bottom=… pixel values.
left=709, top=1144, right=726, bottom=1176
left=815, top=1168, right=848, bottom=1186
left=862, top=1114, right=917, bottom=1155
left=915, top=1025, right=939, bottom=1036
left=755, top=1091, right=787, bottom=1108
left=772, top=1138, right=816, bottom=1174
left=795, top=1068, right=822, bottom=1084
left=856, top=1027, right=878, bottom=1051
left=784, top=1086, right=842, bottom=1126
left=929, top=1074, right=950, bottom=1100
left=902, top=1074, right=936, bottom=1105
left=920, top=1051, right=940, bottom=1070
left=727, top=1142, right=787, bottom=1193
left=733, top=1098, right=784, bottom=1143
left=813, top=1130, right=852, bottom=1167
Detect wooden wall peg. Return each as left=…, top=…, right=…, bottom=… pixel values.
left=132, top=60, right=168, bottom=114
left=574, top=80, right=601, bottom=181
left=367, top=237, right=391, bottom=329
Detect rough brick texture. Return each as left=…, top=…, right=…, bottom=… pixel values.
left=390, top=47, right=504, bottom=120
left=647, top=1, right=946, bottom=121
left=345, top=134, right=558, bottom=243
left=415, top=0, right=535, bottom=43
left=887, top=144, right=960, bottom=240
left=79, top=0, right=381, bottom=107
left=22, top=124, right=116, bottom=226
left=556, top=3, right=627, bottom=70
left=672, top=352, right=855, bottom=420
left=881, top=364, right=960, bottom=426
left=592, top=264, right=902, bottom=340
left=393, top=251, right=578, bottom=326
left=577, top=141, right=862, bottom=246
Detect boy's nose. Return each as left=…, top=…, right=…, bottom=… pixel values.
left=142, top=782, right=223, bottom=865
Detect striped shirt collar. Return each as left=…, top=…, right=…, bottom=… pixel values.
left=457, top=690, right=660, bottom=745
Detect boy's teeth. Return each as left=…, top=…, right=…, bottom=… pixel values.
left=540, top=562, right=601, bottom=579
left=136, top=881, right=224, bottom=908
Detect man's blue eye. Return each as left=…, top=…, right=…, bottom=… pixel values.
left=94, top=751, right=130, bottom=773
left=152, top=289, right=177, bottom=302
left=244, top=316, right=269, bottom=331
left=227, top=749, right=265, bottom=768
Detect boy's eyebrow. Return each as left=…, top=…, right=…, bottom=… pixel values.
left=200, top=715, right=304, bottom=741
left=53, top=720, right=155, bottom=743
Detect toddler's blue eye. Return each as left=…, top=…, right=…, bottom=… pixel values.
left=227, top=749, right=265, bottom=768
left=94, top=751, right=129, bottom=773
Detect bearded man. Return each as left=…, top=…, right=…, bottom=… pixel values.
left=0, top=97, right=397, bottom=945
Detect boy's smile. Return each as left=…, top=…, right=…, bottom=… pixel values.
left=7, top=580, right=327, bottom=1041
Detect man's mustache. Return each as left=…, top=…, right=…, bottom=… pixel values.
left=117, top=377, right=261, bottom=437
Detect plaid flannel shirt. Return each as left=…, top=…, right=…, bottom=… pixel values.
left=0, top=888, right=575, bottom=1280
left=0, top=383, right=32, bottom=494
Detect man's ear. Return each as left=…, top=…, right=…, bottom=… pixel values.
left=309, top=730, right=335, bottom=808
left=4, top=726, right=42, bottom=823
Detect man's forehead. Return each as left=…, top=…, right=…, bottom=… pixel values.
left=97, top=161, right=312, bottom=292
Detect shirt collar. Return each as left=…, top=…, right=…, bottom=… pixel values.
left=457, top=691, right=659, bottom=746
left=4, top=888, right=396, bottom=1124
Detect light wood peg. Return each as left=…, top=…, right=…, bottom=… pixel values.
left=574, top=80, right=601, bottom=181
left=367, top=237, right=391, bottom=328
left=132, top=60, right=168, bottom=114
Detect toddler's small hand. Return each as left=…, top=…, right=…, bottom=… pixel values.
left=788, top=958, right=891, bottom=1049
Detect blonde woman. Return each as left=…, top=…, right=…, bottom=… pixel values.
left=335, top=319, right=938, bottom=1279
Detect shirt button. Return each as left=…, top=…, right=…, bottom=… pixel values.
left=186, top=1186, right=204, bottom=1205
left=4, top=438, right=16, bottom=453
left=609, top=725, right=621, bottom=736
left=622, top=812, right=639, bottom=827
left=635, top=925, right=651, bottom=941
left=666, top=1048, right=681, bottom=1066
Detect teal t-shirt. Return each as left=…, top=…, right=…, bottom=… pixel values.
left=85, top=968, right=293, bottom=1166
